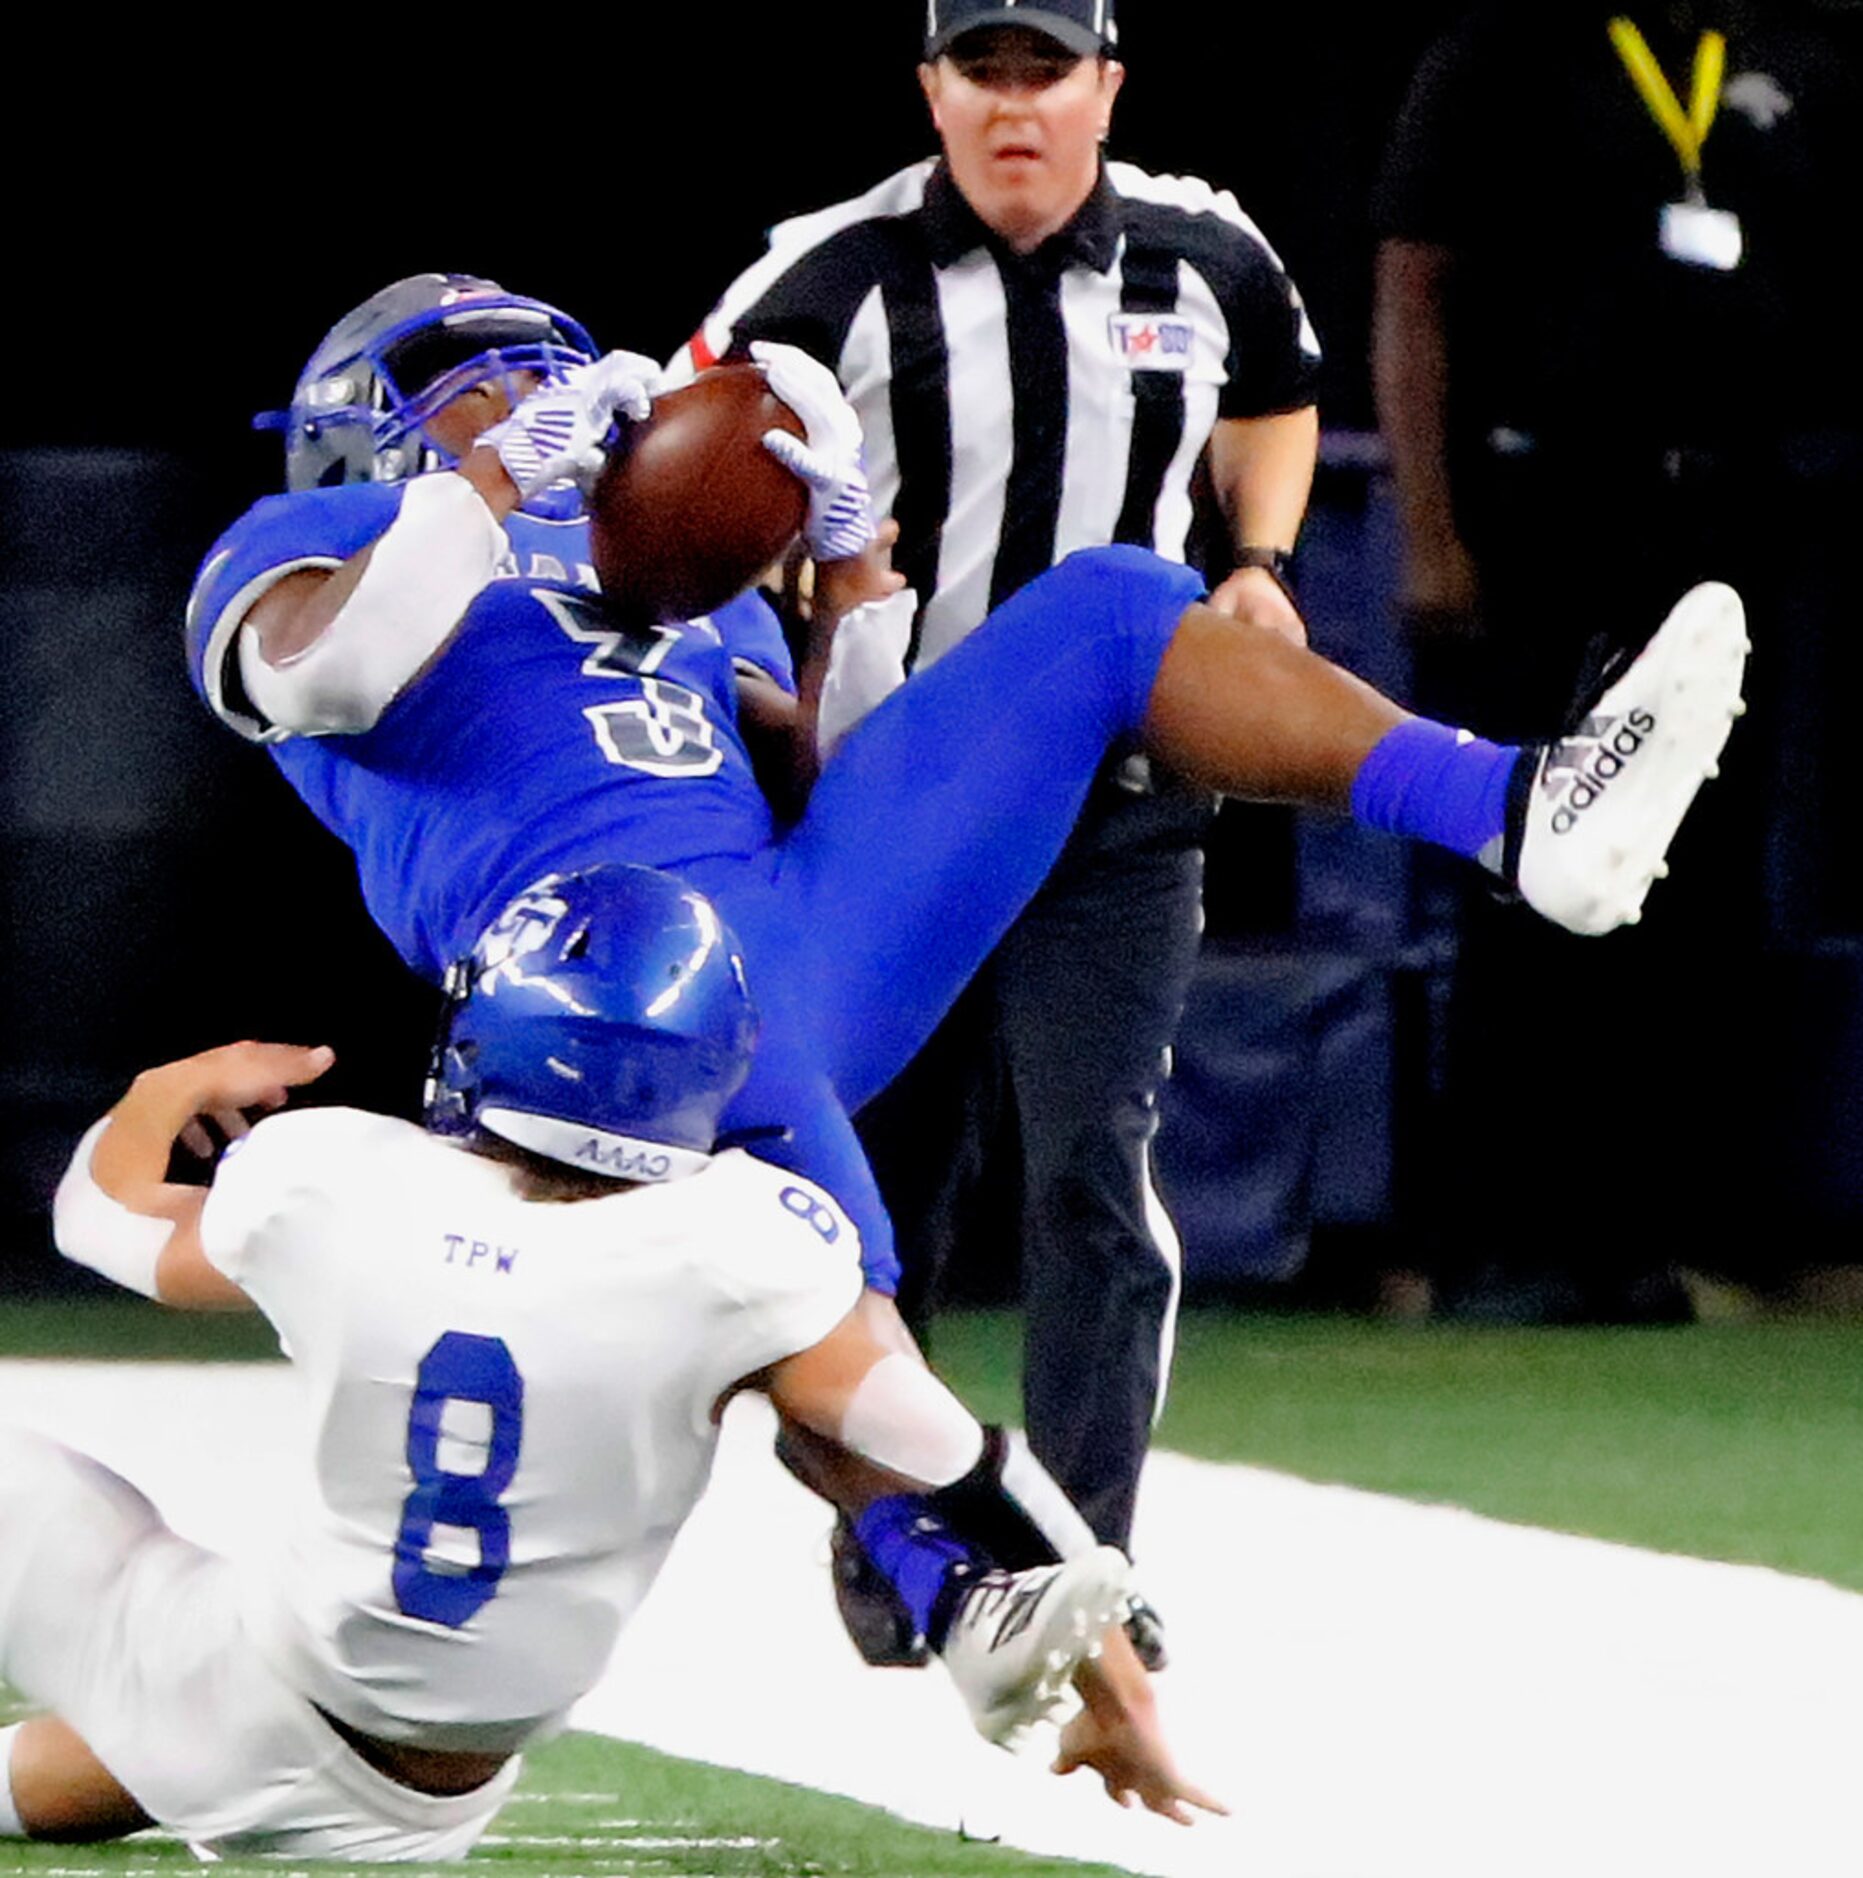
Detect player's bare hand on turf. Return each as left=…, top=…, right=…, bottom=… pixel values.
left=1205, top=563, right=1307, bottom=647
left=129, top=1042, right=337, bottom=1158
left=1053, top=1698, right=1229, bottom=1826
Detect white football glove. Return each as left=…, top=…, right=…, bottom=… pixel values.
left=479, top=349, right=663, bottom=498
left=750, top=340, right=877, bottom=562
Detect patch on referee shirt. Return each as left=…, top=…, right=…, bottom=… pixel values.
left=1107, top=314, right=1194, bottom=370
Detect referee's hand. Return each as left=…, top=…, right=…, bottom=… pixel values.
left=1205, top=563, right=1307, bottom=646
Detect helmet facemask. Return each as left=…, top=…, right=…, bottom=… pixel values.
left=263, top=275, right=598, bottom=496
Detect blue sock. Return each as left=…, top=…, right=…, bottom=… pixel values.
left=1350, top=718, right=1524, bottom=869
left=853, top=1495, right=984, bottom=1646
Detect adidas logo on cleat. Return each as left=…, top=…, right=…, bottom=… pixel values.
left=1542, top=708, right=1656, bottom=835
left=1513, top=580, right=1747, bottom=936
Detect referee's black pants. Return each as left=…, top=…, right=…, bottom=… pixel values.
left=855, top=770, right=1211, bottom=1551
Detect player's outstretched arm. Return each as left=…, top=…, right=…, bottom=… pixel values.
left=1056, top=1624, right=1230, bottom=1825
left=758, top=1298, right=981, bottom=1488
left=53, top=1042, right=335, bottom=1310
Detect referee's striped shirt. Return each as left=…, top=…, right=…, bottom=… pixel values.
left=675, top=157, right=1322, bottom=671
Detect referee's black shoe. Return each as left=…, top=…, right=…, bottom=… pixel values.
left=1124, top=1595, right=1169, bottom=1672
left=831, top=1514, right=931, bottom=1667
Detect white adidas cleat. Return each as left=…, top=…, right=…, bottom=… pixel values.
left=938, top=1545, right=1133, bottom=1748
left=1510, top=580, right=1749, bottom=935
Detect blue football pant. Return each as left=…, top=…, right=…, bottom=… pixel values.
left=688, top=546, right=1205, bottom=1290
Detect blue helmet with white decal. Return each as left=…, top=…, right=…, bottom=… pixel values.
left=262, top=272, right=598, bottom=493
left=426, top=866, right=759, bottom=1182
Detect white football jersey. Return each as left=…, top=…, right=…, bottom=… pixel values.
left=198, top=1109, right=862, bottom=1751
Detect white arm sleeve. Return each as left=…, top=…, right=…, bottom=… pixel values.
left=52, top=1119, right=172, bottom=1299
left=839, top=1351, right=984, bottom=1489
left=817, top=587, right=915, bottom=760
left=238, top=472, right=506, bottom=736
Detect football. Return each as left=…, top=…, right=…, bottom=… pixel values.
left=590, top=363, right=809, bottom=624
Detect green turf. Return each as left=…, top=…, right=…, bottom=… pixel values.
left=0, top=1297, right=282, bottom=1362
left=6, top=1299, right=1861, bottom=1871
left=0, top=1697, right=1125, bottom=1877
left=925, top=1309, right=1863, bottom=1591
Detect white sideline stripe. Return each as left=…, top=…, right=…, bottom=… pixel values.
left=481, top=1834, right=773, bottom=1849
left=29, top=1868, right=176, bottom=1876
left=2, top=1363, right=1859, bottom=1878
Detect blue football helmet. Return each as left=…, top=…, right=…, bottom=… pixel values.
left=426, top=866, right=759, bottom=1182
left=261, top=272, right=598, bottom=495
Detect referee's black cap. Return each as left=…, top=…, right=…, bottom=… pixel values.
left=923, top=0, right=1118, bottom=60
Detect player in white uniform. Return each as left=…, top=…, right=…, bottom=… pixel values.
left=1, top=867, right=1218, bottom=1859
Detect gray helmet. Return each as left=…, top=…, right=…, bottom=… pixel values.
left=259, top=273, right=599, bottom=491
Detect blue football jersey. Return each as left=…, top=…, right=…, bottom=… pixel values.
left=187, top=482, right=796, bottom=980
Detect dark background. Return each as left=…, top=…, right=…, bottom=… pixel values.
left=6, top=5, right=1861, bottom=1296
left=12, top=10, right=1472, bottom=454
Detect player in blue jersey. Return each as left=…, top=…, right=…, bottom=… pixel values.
left=189, top=274, right=1747, bottom=1296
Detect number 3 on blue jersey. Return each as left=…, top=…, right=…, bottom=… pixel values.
left=392, top=1331, right=524, bottom=1629
left=536, top=590, right=723, bottom=779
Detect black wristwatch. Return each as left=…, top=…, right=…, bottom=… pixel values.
left=1234, top=545, right=1293, bottom=581
left=1233, top=544, right=1296, bottom=601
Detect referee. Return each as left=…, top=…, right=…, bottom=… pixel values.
left=672, top=0, right=1322, bottom=1667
